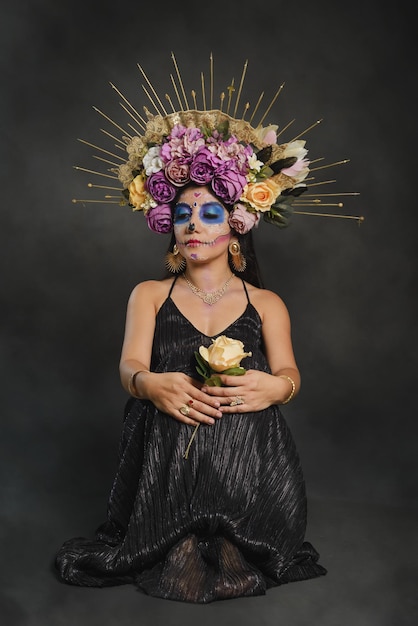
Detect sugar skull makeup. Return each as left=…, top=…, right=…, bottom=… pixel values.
left=173, top=187, right=232, bottom=261
left=173, top=201, right=227, bottom=226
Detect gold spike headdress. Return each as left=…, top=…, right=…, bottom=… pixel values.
left=73, top=52, right=363, bottom=234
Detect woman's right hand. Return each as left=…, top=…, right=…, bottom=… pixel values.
left=137, top=371, right=223, bottom=426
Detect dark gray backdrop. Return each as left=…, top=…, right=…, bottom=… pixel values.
left=1, top=1, right=417, bottom=624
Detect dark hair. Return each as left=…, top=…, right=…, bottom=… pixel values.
left=163, top=229, right=264, bottom=288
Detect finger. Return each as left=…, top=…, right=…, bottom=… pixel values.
left=193, top=392, right=221, bottom=408
left=182, top=395, right=222, bottom=416
left=192, top=400, right=222, bottom=418
left=178, top=415, right=200, bottom=426
left=201, top=385, right=231, bottom=397
left=218, top=373, right=248, bottom=387
left=220, top=404, right=246, bottom=414
left=219, top=393, right=247, bottom=409
left=175, top=406, right=200, bottom=426
left=177, top=405, right=216, bottom=425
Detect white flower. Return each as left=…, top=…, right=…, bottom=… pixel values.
left=141, top=195, right=157, bottom=215
left=282, top=140, right=308, bottom=161
left=247, top=153, right=263, bottom=173
left=143, top=146, right=164, bottom=175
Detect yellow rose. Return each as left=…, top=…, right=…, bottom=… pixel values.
left=128, top=174, right=148, bottom=211
left=241, top=179, right=282, bottom=212
left=199, top=335, right=252, bottom=373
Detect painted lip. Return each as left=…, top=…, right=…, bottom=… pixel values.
left=181, top=233, right=227, bottom=247
left=184, top=239, right=204, bottom=247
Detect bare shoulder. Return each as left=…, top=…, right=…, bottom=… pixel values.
left=128, top=277, right=174, bottom=310
left=244, top=282, right=290, bottom=322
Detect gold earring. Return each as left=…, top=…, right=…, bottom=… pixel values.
left=229, top=240, right=246, bottom=272
left=165, top=244, right=186, bottom=273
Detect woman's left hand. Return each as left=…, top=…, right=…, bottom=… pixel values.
left=202, top=369, right=287, bottom=413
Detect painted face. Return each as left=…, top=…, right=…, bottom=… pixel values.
left=174, top=187, right=231, bottom=261
left=173, top=201, right=226, bottom=226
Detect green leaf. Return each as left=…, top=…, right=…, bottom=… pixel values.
left=205, top=375, right=223, bottom=387
left=200, top=125, right=212, bottom=139
left=263, top=195, right=296, bottom=229
left=263, top=211, right=292, bottom=229
left=269, top=156, right=297, bottom=174
left=216, top=119, right=230, bottom=137
left=196, top=364, right=207, bottom=378
left=194, top=351, right=211, bottom=380
left=255, top=165, right=274, bottom=181
left=256, top=146, right=272, bottom=163
left=194, top=350, right=206, bottom=367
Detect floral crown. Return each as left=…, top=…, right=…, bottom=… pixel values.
left=73, top=53, right=363, bottom=234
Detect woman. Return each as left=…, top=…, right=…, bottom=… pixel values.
left=56, top=182, right=326, bottom=602
left=56, top=60, right=328, bottom=601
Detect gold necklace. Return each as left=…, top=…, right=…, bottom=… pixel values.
left=182, top=273, right=234, bottom=305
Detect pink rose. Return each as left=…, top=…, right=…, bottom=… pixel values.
left=165, top=158, right=190, bottom=186
left=146, top=204, right=173, bottom=234
left=228, top=204, right=260, bottom=234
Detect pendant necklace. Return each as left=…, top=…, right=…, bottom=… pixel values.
left=182, top=273, right=234, bottom=305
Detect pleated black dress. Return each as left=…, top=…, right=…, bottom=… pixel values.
left=55, top=278, right=326, bottom=603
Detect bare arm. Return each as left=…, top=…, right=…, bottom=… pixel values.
left=257, top=288, right=300, bottom=402
left=119, top=280, right=222, bottom=425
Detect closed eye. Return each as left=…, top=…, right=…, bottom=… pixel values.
left=199, top=202, right=226, bottom=223
left=173, top=203, right=192, bottom=224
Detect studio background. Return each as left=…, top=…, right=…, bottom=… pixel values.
left=1, top=1, right=417, bottom=625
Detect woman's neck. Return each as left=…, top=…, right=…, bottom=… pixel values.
left=183, top=260, right=233, bottom=291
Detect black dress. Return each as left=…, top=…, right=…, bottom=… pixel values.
left=55, top=278, right=326, bottom=603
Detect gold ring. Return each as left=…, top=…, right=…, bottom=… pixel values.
left=179, top=405, right=191, bottom=416
left=230, top=396, right=244, bottom=406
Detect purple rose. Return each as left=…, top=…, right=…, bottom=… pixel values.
left=211, top=162, right=247, bottom=205
left=189, top=150, right=216, bottom=185
left=146, top=171, right=177, bottom=204
left=146, top=204, right=173, bottom=234
left=165, top=158, right=190, bottom=187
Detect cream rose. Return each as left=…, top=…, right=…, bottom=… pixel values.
left=199, top=335, right=252, bottom=373
left=241, top=178, right=282, bottom=212
left=128, top=174, right=148, bottom=211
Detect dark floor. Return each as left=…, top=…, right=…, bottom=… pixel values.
left=1, top=493, right=417, bottom=626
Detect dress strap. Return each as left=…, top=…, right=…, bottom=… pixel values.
left=167, top=275, right=179, bottom=297
left=241, top=279, right=251, bottom=303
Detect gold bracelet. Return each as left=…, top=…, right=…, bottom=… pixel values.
left=279, top=375, right=296, bottom=404
left=128, top=370, right=150, bottom=397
